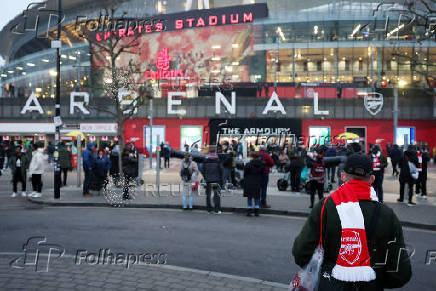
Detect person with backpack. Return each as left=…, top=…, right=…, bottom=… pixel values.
left=243, top=152, right=265, bottom=217
left=398, top=147, right=419, bottom=206
left=293, top=154, right=412, bottom=290
left=200, top=145, right=224, bottom=214
left=180, top=153, right=199, bottom=210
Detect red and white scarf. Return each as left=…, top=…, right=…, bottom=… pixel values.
left=329, top=180, right=378, bottom=282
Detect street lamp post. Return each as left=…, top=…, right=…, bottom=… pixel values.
left=54, top=0, right=62, bottom=199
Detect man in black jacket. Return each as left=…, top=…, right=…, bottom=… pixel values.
left=201, top=146, right=224, bottom=214
left=416, top=144, right=431, bottom=199
left=398, top=147, right=419, bottom=206
left=389, top=144, right=402, bottom=177
left=293, top=154, right=412, bottom=290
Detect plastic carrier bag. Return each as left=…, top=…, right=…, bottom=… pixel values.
left=290, top=246, right=324, bottom=291
left=300, top=167, right=309, bottom=181
left=290, top=198, right=329, bottom=291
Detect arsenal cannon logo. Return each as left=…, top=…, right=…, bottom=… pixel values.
left=339, top=230, right=362, bottom=265
left=364, top=92, right=384, bottom=116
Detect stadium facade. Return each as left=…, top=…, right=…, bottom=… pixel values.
left=0, top=0, right=435, bottom=152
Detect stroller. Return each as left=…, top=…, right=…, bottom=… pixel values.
left=277, top=163, right=310, bottom=192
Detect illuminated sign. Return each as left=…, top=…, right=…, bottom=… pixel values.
left=143, top=48, right=184, bottom=80
left=94, top=3, right=268, bottom=42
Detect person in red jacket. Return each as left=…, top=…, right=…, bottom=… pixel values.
left=307, top=150, right=326, bottom=208
left=258, top=145, right=275, bottom=208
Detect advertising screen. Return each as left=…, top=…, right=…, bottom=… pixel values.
left=309, top=127, right=331, bottom=146
left=181, top=126, right=203, bottom=150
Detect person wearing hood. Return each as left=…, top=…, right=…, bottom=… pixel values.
left=59, top=142, right=72, bottom=187
left=180, top=153, right=199, bottom=210
left=82, top=142, right=95, bottom=197
left=307, top=150, right=326, bottom=208
left=243, top=152, right=265, bottom=216
left=28, top=143, right=45, bottom=198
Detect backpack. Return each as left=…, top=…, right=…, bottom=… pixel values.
left=408, top=162, right=419, bottom=180
left=181, top=163, right=192, bottom=182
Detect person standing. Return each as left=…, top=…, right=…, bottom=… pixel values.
left=28, top=143, right=45, bottom=198
left=243, top=152, right=264, bottom=217
left=369, top=145, right=388, bottom=203
left=180, top=153, right=199, bottom=210
left=163, top=142, right=170, bottom=168
left=307, top=150, right=326, bottom=208
left=200, top=146, right=224, bottom=214
left=398, top=148, right=419, bottom=206
left=82, top=142, right=95, bottom=197
left=293, top=154, right=412, bottom=290
left=109, top=143, right=120, bottom=186
left=220, top=147, right=233, bottom=190
left=122, top=148, right=138, bottom=200
left=416, top=144, right=431, bottom=199
left=258, top=145, right=275, bottom=208
left=289, top=146, right=304, bottom=192
left=59, top=142, right=72, bottom=187
left=95, top=149, right=111, bottom=193
left=389, top=144, right=402, bottom=177
left=9, top=146, right=29, bottom=197
left=324, top=144, right=337, bottom=183
left=47, top=141, right=54, bottom=164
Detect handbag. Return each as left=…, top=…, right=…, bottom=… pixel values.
left=290, top=198, right=329, bottom=291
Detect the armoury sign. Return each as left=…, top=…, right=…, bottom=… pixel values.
left=220, top=127, right=293, bottom=135
left=90, top=4, right=268, bottom=42
left=20, top=89, right=331, bottom=117
left=363, top=92, right=384, bottom=115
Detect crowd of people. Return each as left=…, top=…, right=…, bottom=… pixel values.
left=0, top=140, right=72, bottom=198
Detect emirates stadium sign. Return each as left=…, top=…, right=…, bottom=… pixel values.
left=91, top=3, right=268, bottom=42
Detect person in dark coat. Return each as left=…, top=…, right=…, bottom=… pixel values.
left=200, top=145, right=224, bottom=214
left=94, top=149, right=111, bottom=192
left=0, top=142, right=5, bottom=174
left=243, top=152, right=265, bottom=217
left=416, top=144, right=431, bottom=198
left=289, top=146, right=305, bottom=192
left=9, top=146, right=30, bottom=197
left=324, top=145, right=337, bottom=183
left=109, top=144, right=120, bottom=186
left=293, top=154, right=412, bottom=290
left=398, top=147, right=419, bottom=206
left=58, top=142, right=72, bottom=187
left=389, top=144, right=402, bottom=177
left=82, top=142, right=95, bottom=197
left=122, top=148, right=138, bottom=200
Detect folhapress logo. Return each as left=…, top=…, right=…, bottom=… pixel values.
left=9, top=236, right=65, bottom=272
left=10, top=2, right=65, bottom=38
